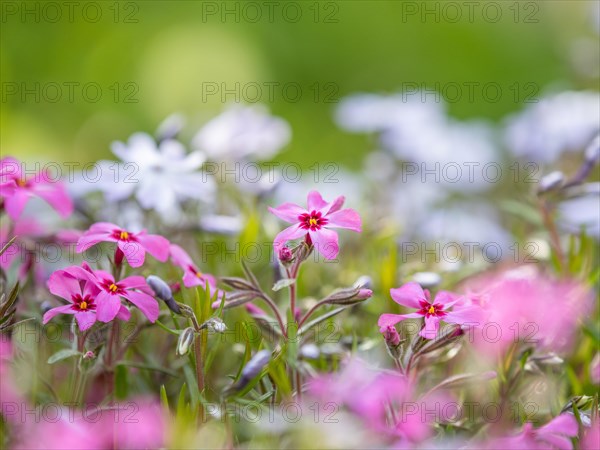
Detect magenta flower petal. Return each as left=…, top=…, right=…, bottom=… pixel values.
left=327, top=195, right=345, bottom=214
left=325, top=208, right=362, bottom=232
left=307, top=190, right=329, bottom=212
left=268, top=203, right=306, bottom=223
left=31, top=182, right=73, bottom=218
left=273, top=224, right=307, bottom=252
left=136, top=233, right=170, bottom=262
left=434, top=291, right=459, bottom=307
left=123, top=291, right=159, bottom=322
left=120, top=276, right=153, bottom=295
left=43, top=305, right=76, bottom=324
left=118, top=240, right=145, bottom=268
left=444, top=305, right=484, bottom=326
left=390, top=282, right=426, bottom=309
left=75, top=311, right=97, bottom=331
left=540, top=414, right=578, bottom=436
left=378, top=313, right=421, bottom=332
left=170, top=244, right=193, bottom=267
left=419, top=315, right=440, bottom=339
left=4, top=190, right=29, bottom=220
left=309, top=228, right=339, bottom=260
left=76, top=233, right=113, bottom=253
left=117, top=305, right=131, bottom=321
left=95, top=291, right=122, bottom=323
left=47, top=270, right=82, bottom=301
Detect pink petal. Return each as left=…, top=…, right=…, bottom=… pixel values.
left=326, top=208, right=362, bottom=232
left=273, top=224, right=307, bottom=253
left=309, top=228, right=339, bottom=260
left=76, top=232, right=113, bottom=253
left=118, top=240, right=145, bottom=268
left=390, top=282, right=426, bottom=309
left=268, top=203, right=306, bottom=223
left=540, top=414, right=578, bottom=437
left=88, top=222, right=120, bottom=233
left=4, top=190, right=30, bottom=220
left=95, top=291, right=121, bottom=323
left=136, top=233, right=170, bottom=262
left=444, top=305, right=484, bottom=326
left=119, top=276, right=153, bottom=295
left=116, top=305, right=131, bottom=322
left=123, top=291, right=159, bottom=322
left=47, top=270, right=81, bottom=301
left=30, top=182, right=73, bottom=218
left=75, top=311, right=97, bottom=331
left=307, top=190, right=329, bottom=212
left=541, top=434, right=574, bottom=450
left=43, top=305, right=76, bottom=324
left=378, top=313, right=421, bottom=332
left=169, top=244, right=194, bottom=269
left=328, top=196, right=345, bottom=214
left=183, top=272, right=203, bottom=288
left=419, top=315, right=440, bottom=339
left=434, top=291, right=459, bottom=307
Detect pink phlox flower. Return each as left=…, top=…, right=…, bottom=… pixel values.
left=0, top=157, right=73, bottom=220
left=169, top=244, right=218, bottom=291
left=76, top=262, right=159, bottom=323
left=268, top=190, right=361, bottom=260
left=43, top=265, right=130, bottom=331
left=378, top=282, right=484, bottom=339
left=76, top=222, right=169, bottom=268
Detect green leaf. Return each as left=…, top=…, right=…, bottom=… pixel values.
left=272, top=278, right=295, bottom=291
left=160, top=384, right=169, bottom=412
left=47, top=349, right=81, bottom=365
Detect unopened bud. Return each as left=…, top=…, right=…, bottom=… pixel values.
left=177, top=303, right=196, bottom=319
left=538, top=171, right=565, bottom=193
left=239, top=350, right=271, bottom=384
left=147, top=275, right=181, bottom=315
left=585, top=135, right=600, bottom=165
left=322, top=287, right=373, bottom=306
left=220, top=277, right=257, bottom=291
left=293, top=242, right=312, bottom=263
left=211, top=291, right=259, bottom=309
left=199, top=317, right=227, bottom=333
left=176, top=327, right=195, bottom=356
left=353, top=275, right=372, bottom=290
left=83, top=351, right=95, bottom=360
left=383, top=325, right=401, bottom=346
left=278, top=246, right=293, bottom=264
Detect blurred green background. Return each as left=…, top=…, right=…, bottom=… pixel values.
left=1, top=0, right=598, bottom=168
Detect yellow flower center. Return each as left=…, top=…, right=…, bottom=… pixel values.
left=17, top=179, right=27, bottom=187
left=428, top=306, right=435, bottom=315
left=80, top=301, right=88, bottom=310
left=108, top=283, right=118, bottom=293
left=196, top=271, right=203, bottom=278
left=309, top=218, right=318, bottom=227
left=119, top=231, right=129, bottom=240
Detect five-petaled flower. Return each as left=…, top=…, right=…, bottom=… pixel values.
left=77, top=263, right=160, bottom=323
left=43, top=266, right=131, bottom=331
left=76, top=222, right=170, bottom=268
left=0, top=157, right=73, bottom=220
left=268, top=190, right=361, bottom=260
left=378, top=282, right=483, bottom=339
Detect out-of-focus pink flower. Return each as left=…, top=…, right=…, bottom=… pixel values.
left=169, top=244, right=218, bottom=290
left=0, top=157, right=73, bottom=220
left=378, top=282, right=483, bottom=339
left=581, top=419, right=600, bottom=450
left=591, top=353, right=600, bottom=384
left=12, top=398, right=167, bottom=449
left=0, top=217, right=45, bottom=280
left=269, top=190, right=361, bottom=260
left=0, top=342, right=25, bottom=424
left=75, top=263, right=160, bottom=323
left=465, top=266, right=593, bottom=355
left=480, top=413, right=578, bottom=450
left=309, top=359, right=431, bottom=445
left=76, top=222, right=169, bottom=268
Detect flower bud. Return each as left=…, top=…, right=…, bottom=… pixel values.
left=278, top=246, right=293, bottom=264
left=176, top=327, right=195, bottom=356
left=83, top=351, right=95, bottom=360
left=199, top=317, right=227, bottom=333
left=538, top=171, right=565, bottom=194
left=322, top=287, right=372, bottom=306
left=177, top=303, right=196, bottom=319
left=211, top=291, right=259, bottom=309
left=585, top=135, right=599, bottom=165
left=220, top=277, right=257, bottom=292
left=147, top=275, right=181, bottom=315
left=383, top=325, right=400, bottom=346
left=239, top=350, right=271, bottom=385
left=353, top=275, right=372, bottom=290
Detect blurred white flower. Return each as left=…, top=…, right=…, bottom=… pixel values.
left=504, top=91, right=600, bottom=163
left=70, top=133, right=215, bottom=222
left=558, top=183, right=600, bottom=239
left=192, top=104, right=291, bottom=160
